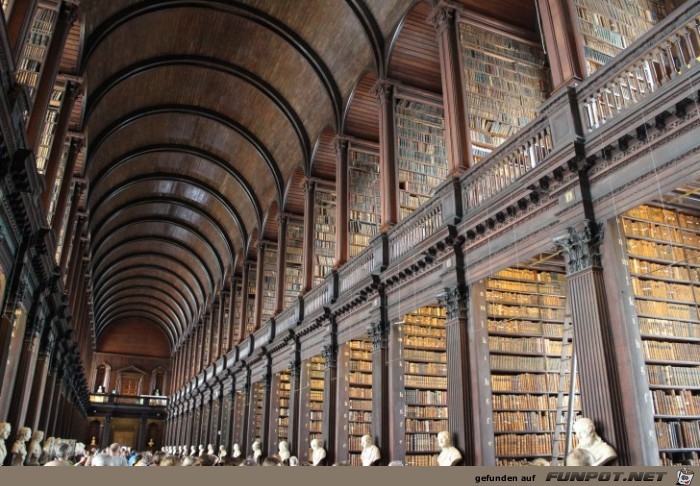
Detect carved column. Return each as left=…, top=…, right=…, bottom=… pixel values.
left=555, top=220, right=629, bottom=464
left=40, top=81, right=80, bottom=213
left=240, top=373, right=251, bottom=449
left=228, top=275, right=238, bottom=348
left=366, top=319, right=388, bottom=464
left=428, top=2, right=472, bottom=172
left=302, top=180, right=316, bottom=292
left=7, top=310, right=43, bottom=432
left=199, top=389, right=211, bottom=447
left=334, top=136, right=349, bottom=267
left=26, top=2, right=77, bottom=148
left=216, top=291, right=225, bottom=358
left=254, top=242, right=265, bottom=331
left=437, top=284, right=477, bottom=465
left=321, top=341, right=337, bottom=464
left=260, top=363, right=272, bottom=456
left=7, top=0, right=39, bottom=64
left=240, top=262, right=251, bottom=341
left=26, top=326, right=55, bottom=431
left=275, top=215, right=288, bottom=313
left=536, top=0, right=587, bottom=91
left=211, top=383, right=224, bottom=447
left=287, top=354, right=301, bottom=456
left=371, top=79, right=399, bottom=230
left=50, top=138, right=83, bottom=235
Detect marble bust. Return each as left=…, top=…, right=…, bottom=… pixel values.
left=0, top=422, right=11, bottom=466
left=251, top=439, right=262, bottom=462
left=310, top=438, right=326, bottom=466
left=207, top=444, right=215, bottom=455
left=437, top=431, right=462, bottom=466
left=571, top=418, right=617, bottom=466
left=278, top=440, right=290, bottom=462
left=25, top=430, right=44, bottom=465
left=10, top=426, right=31, bottom=466
left=360, top=435, right=380, bottom=466
left=218, top=445, right=227, bottom=460
left=232, top=443, right=241, bottom=458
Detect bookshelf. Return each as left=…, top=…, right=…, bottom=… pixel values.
left=348, top=147, right=380, bottom=258
left=395, top=98, right=448, bottom=221
left=307, top=355, right=325, bottom=454
left=262, top=244, right=277, bottom=323
left=485, top=264, right=580, bottom=465
left=276, top=369, right=291, bottom=445
left=252, top=381, right=264, bottom=443
left=573, top=0, right=667, bottom=75
left=231, top=280, right=243, bottom=346
left=16, top=5, right=58, bottom=103
left=620, top=204, right=700, bottom=466
left=401, top=305, right=448, bottom=467
left=221, top=291, right=231, bottom=352
left=346, top=340, right=373, bottom=466
left=459, top=22, right=548, bottom=164
left=232, top=388, right=246, bottom=447
left=35, top=83, right=65, bottom=174
left=314, top=189, right=336, bottom=285
left=246, top=263, right=257, bottom=334
left=285, top=220, right=303, bottom=306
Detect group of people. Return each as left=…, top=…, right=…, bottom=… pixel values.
left=0, top=417, right=616, bottom=467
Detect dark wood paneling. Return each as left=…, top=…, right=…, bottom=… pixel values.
left=97, top=319, right=171, bottom=358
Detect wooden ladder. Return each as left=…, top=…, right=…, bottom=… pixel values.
left=551, top=316, right=577, bottom=466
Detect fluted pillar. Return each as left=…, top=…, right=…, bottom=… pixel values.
left=371, top=79, right=398, bottom=230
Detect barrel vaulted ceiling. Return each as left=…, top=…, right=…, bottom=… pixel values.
left=79, top=0, right=539, bottom=352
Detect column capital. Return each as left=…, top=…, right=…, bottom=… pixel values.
left=370, top=78, right=396, bottom=105
left=554, top=220, right=604, bottom=274
left=436, top=285, right=468, bottom=320
left=321, top=344, right=337, bottom=369
left=426, top=2, right=457, bottom=35
left=303, top=178, right=316, bottom=195
left=333, top=135, right=350, bottom=156
left=366, top=321, right=388, bottom=351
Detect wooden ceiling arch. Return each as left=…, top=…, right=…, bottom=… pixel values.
left=80, top=0, right=430, bottom=350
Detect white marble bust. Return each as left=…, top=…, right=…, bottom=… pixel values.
left=360, top=435, right=380, bottom=466
left=10, top=426, right=31, bottom=466
left=437, top=431, right=462, bottom=466
left=0, top=422, right=11, bottom=466
left=25, top=430, right=44, bottom=465
left=310, top=439, right=326, bottom=466
left=218, top=445, right=227, bottom=460
left=207, top=444, right=215, bottom=455
left=251, top=439, right=262, bottom=462
left=572, top=418, right=617, bottom=466
left=278, top=440, right=290, bottom=462
left=232, top=443, right=241, bottom=458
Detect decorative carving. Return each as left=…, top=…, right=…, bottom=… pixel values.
left=333, top=136, right=349, bottom=157
left=426, top=2, right=455, bottom=35
left=366, top=321, right=388, bottom=350
left=321, top=344, right=336, bottom=369
left=436, top=286, right=468, bottom=321
left=554, top=220, right=604, bottom=274
left=303, top=179, right=315, bottom=195
left=370, top=78, right=394, bottom=105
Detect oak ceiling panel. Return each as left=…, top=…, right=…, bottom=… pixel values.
left=86, top=112, right=271, bottom=227
left=388, top=2, right=442, bottom=93
left=86, top=67, right=297, bottom=202
left=344, top=72, right=379, bottom=141
left=91, top=202, right=234, bottom=276
left=244, top=0, right=374, bottom=101
left=455, top=0, right=538, bottom=32
left=364, top=0, right=416, bottom=39
left=87, top=151, right=259, bottom=242
left=311, top=128, right=337, bottom=181
left=83, top=8, right=333, bottom=174
left=283, top=166, right=306, bottom=215
left=87, top=166, right=248, bottom=253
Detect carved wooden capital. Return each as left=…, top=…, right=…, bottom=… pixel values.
left=366, top=321, right=388, bottom=350
left=554, top=220, right=604, bottom=274
left=426, top=2, right=456, bottom=35
left=370, top=78, right=394, bottom=105
left=436, top=285, right=468, bottom=321
left=333, top=135, right=349, bottom=158
left=321, top=344, right=336, bottom=368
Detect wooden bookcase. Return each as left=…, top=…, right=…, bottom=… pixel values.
left=221, top=290, right=231, bottom=352
left=36, top=83, right=65, bottom=174
left=16, top=4, right=58, bottom=102
left=345, top=340, right=373, bottom=466
left=401, top=305, right=447, bottom=467
left=232, top=280, right=243, bottom=346
left=285, top=220, right=303, bottom=307
left=246, top=263, right=257, bottom=334
left=275, top=369, right=291, bottom=446
left=620, top=204, right=700, bottom=465
left=252, top=381, right=264, bottom=442
left=395, top=96, right=448, bottom=221
left=348, top=146, right=380, bottom=258
left=314, top=189, right=336, bottom=285
left=459, top=21, right=548, bottom=164
left=573, top=0, right=667, bottom=75
left=485, top=265, right=578, bottom=465
left=262, top=244, right=277, bottom=323
left=232, top=388, right=246, bottom=448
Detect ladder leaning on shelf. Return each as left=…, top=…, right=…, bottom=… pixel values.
left=551, top=316, right=577, bottom=466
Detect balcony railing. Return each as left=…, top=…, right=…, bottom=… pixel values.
left=177, top=1, right=700, bottom=397
left=89, top=393, right=168, bottom=408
